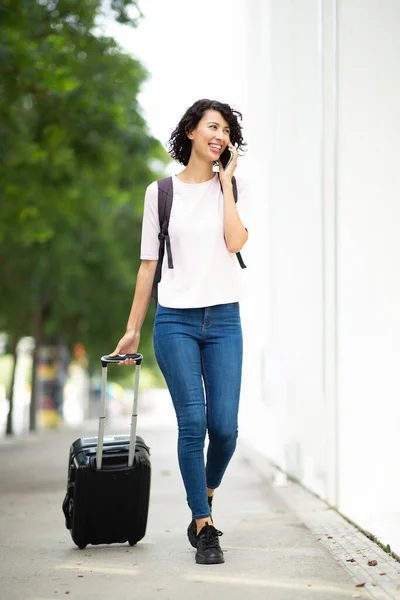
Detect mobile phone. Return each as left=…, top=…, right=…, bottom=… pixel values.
left=219, top=147, right=233, bottom=170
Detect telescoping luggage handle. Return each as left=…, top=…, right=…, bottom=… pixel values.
left=97, top=353, right=143, bottom=470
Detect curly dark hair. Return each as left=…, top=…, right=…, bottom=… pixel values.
left=167, top=99, right=247, bottom=166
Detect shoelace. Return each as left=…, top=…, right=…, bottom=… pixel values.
left=199, top=525, right=223, bottom=549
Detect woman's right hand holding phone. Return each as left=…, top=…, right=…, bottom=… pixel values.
left=218, top=143, right=238, bottom=186
left=110, top=330, right=140, bottom=365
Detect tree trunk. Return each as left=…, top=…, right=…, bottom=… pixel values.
left=29, top=312, right=44, bottom=432
left=5, top=338, right=18, bottom=436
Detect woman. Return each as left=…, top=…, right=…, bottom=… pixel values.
left=111, top=99, right=248, bottom=565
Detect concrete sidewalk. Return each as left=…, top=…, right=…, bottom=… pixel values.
left=0, top=395, right=399, bottom=600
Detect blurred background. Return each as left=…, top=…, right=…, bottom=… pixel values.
left=1, top=0, right=399, bottom=556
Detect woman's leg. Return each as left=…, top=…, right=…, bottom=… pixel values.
left=153, top=306, right=210, bottom=520
left=201, top=303, right=243, bottom=490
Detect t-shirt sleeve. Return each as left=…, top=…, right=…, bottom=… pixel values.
left=140, top=181, right=160, bottom=260
left=234, top=175, right=250, bottom=231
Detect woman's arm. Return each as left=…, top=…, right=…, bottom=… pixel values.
left=111, top=259, right=158, bottom=364
left=219, top=145, right=248, bottom=254
left=221, top=179, right=248, bottom=253
left=125, top=259, right=158, bottom=332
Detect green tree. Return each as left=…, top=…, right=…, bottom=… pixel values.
left=0, top=0, right=169, bottom=431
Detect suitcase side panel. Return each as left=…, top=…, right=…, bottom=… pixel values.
left=132, top=445, right=151, bottom=542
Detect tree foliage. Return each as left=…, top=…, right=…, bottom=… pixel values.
left=0, top=0, right=169, bottom=373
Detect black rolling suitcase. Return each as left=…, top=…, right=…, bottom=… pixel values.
left=62, top=353, right=151, bottom=549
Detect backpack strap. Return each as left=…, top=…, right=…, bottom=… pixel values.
left=152, top=177, right=174, bottom=300
left=157, top=177, right=174, bottom=269
left=220, top=175, right=247, bottom=269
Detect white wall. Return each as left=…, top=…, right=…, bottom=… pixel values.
left=241, top=0, right=400, bottom=550
left=241, top=0, right=327, bottom=498
left=336, top=0, right=400, bottom=540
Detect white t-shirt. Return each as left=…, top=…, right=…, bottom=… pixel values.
left=140, top=172, right=248, bottom=309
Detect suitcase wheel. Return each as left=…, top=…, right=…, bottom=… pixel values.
left=78, top=543, right=87, bottom=550
left=128, top=540, right=137, bottom=547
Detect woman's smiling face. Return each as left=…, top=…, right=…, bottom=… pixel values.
left=187, top=110, right=231, bottom=163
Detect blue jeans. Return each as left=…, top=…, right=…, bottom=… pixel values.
left=153, top=302, right=243, bottom=520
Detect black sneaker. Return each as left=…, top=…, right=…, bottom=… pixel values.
left=187, top=495, right=213, bottom=548
left=195, top=523, right=224, bottom=565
